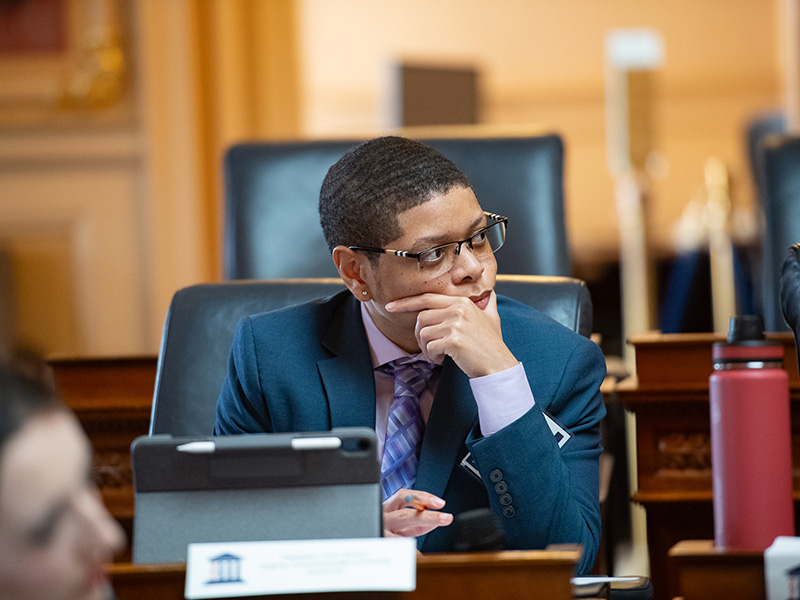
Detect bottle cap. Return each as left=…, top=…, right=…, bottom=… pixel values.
left=726, top=315, right=765, bottom=343
left=713, top=315, right=783, bottom=367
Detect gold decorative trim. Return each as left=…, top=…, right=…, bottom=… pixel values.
left=0, top=0, right=130, bottom=126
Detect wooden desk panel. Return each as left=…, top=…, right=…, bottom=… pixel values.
left=49, top=355, right=157, bottom=560
left=617, top=332, right=797, bottom=600
left=626, top=332, right=799, bottom=390
left=668, top=540, right=765, bottom=600
left=108, top=550, right=581, bottom=600
left=50, top=355, right=156, bottom=517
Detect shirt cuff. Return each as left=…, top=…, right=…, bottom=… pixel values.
left=469, top=362, right=535, bottom=436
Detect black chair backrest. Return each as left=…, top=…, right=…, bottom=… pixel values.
left=149, top=275, right=593, bottom=436
left=759, top=135, right=800, bottom=331
left=746, top=111, right=786, bottom=200
left=780, top=244, right=800, bottom=376
left=224, top=135, right=569, bottom=280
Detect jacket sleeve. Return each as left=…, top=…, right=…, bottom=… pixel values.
left=465, top=335, right=606, bottom=575
left=213, top=316, right=274, bottom=435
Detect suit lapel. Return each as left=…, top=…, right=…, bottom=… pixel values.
left=415, top=359, right=477, bottom=498
left=414, top=360, right=477, bottom=550
left=317, top=295, right=376, bottom=429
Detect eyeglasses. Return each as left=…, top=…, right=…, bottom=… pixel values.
left=349, top=211, right=508, bottom=276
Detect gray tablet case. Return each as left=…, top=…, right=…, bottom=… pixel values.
left=131, top=428, right=382, bottom=563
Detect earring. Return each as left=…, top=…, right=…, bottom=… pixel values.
left=362, top=290, right=368, bottom=296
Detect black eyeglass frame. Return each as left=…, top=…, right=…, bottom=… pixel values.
left=348, top=211, right=508, bottom=266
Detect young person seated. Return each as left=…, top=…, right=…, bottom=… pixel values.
left=0, top=359, right=125, bottom=600
left=214, top=136, right=606, bottom=574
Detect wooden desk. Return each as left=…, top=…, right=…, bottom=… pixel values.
left=616, top=332, right=799, bottom=600
left=108, top=550, right=582, bottom=600
left=668, top=540, right=765, bottom=600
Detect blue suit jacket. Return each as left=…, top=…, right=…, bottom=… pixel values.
left=214, top=291, right=606, bottom=574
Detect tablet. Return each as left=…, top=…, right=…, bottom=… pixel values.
left=131, top=427, right=381, bottom=563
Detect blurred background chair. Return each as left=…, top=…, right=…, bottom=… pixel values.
left=149, top=278, right=345, bottom=436
left=657, top=112, right=789, bottom=336
left=742, top=111, right=786, bottom=331
left=758, top=135, right=800, bottom=331
left=780, top=243, right=800, bottom=375
left=746, top=111, right=787, bottom=208
left=224, top=134, right=570, bottom=280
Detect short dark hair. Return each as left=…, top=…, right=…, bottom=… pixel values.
left=319, top=136, right=472, bottom=257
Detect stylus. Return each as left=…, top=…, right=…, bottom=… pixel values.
left=290, top=437, right=343, bottom=450
left=176, top=441, right=216, bottom=454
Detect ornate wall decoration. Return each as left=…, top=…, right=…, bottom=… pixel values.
left=0, top=0, right=131, bottom=126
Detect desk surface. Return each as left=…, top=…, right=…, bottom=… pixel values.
left=108, top=550, right=582, bottom=600
left=668, top=540, right=765, bottom=600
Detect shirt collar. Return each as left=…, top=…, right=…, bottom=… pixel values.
left=360, top=302, right=426, bottom=368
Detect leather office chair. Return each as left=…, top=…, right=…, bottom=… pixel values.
left=780, top=244, right=800, bottom=376
left=746, top=111, right=786, bottom=205
left=756, top=134, right=800, bottom=332
left=148, top=274, right=592, bottom=436
left=147, top=274, right=646, bottom=585
left=223, top=134, right=570, bottom=280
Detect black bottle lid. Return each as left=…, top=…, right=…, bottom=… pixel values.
left=712, top=315, right=783, bottom=367
left=726, top=315, right=765, bottom=343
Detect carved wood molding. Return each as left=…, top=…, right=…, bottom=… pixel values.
left=93, top=450, right=132, bottom=489
left=657, top=433, right=712, bottom=472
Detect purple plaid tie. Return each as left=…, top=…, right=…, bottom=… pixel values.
left=379, top=358, right=438, bottom=500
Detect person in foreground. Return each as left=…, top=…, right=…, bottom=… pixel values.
left=214, top=136, right=607, bottom=574
left=0, top=360, right=125, bottom=600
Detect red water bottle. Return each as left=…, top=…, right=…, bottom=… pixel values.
left=709, top=315, right=795, bottom=550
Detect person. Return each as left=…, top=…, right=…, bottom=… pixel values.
left=214, top=135, right=606, bottom=574
left=0, top=360, right=125, bottom=600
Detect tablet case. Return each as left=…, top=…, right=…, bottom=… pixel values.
left=131, top=427, right=381, bottom=563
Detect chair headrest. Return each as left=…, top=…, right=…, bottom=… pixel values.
left=779, top=244, right=800, bottom=331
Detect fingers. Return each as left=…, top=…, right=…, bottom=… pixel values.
left=414, top=317, right=447, bottom=365
left=384, top=290, right=515, bottom=377
left=383, top=489, right=453, bottom=538
left=385, top=291, right=499, bottom=317
left=384, top=489, right=446, bottom=511
left=485, top=289, right=499, bottom=316
left=383, top=508, right=453, bottom=538
left=387, top=294, right=473, bottom=365
left=385, top=293, right=455, bottom=314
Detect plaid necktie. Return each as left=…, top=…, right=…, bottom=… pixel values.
left=378, top=357, right=439, bottom=500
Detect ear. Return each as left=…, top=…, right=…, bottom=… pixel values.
left=332, top=246, right=373, bottom=301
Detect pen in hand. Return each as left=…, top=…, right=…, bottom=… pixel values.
left=405, top=494, right=427, bottom=511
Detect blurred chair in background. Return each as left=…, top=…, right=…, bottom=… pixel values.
left=780, top=243, right=800, bottom=375
left=758, top=135, right=800, bottom=332
left=223, top=134, right=570, bottom=280
left=746, top=111, right=787, bottom=211
left=149, top=278, right=345, bottom=436
left=745, top=111, right=787, bottom=331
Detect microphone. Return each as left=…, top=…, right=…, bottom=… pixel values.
left=451, top=507, right=506, bottom=552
